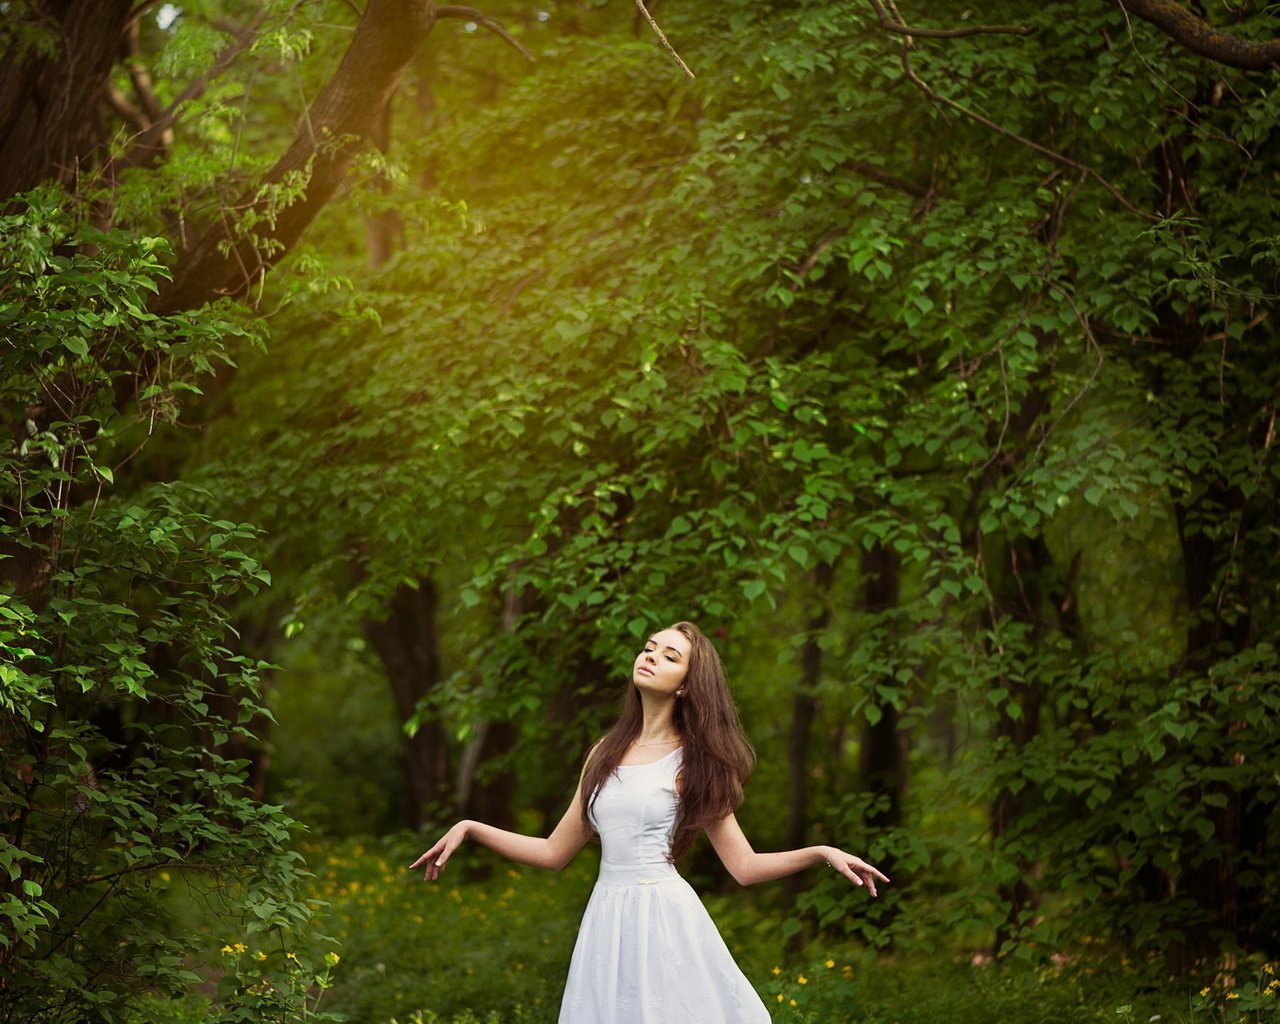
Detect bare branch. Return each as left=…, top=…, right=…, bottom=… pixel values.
left=126, top=0, right=163, bottom=25
left=104, top=81, right=149, bottom=134
left=1113, top=0, right=1280, bottom=71
left=794, top=227, right=849, bottom=279
left=123, top=21, right=163, bottom=122
left=157, top=14, right=266, bottom=124
left=435, top=6, right=536, bottom=63
left=109, top=13, right=265, bottom=174
left=633, top=0, right=695, bottom=79
left=843, top=158, right=929, bottom=199
left=865, top=0, right=1157, bottom=222
left=868, top=3, right=1035, bottom=38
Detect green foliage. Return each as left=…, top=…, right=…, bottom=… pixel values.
left=127, top=836, right=1243, bottom=1024
left=278, top=834, right=588, bottom=1022
left=2, top=0, right=1269, bottom=998
left=0, top=190, right=325, bottom=1019
left=95, top=0, right=1280, bottom=980
left=125, top=942, right=343, bottom=1024
left=265, top=635, right=408, bottom=836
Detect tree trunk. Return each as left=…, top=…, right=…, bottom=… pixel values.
left=362, top=577, right=449, bottom=830
left=858, top=542, right=905, bottom=833
left=151, top=0, right=439, bottom=314
left=989, top=533, right=1049, bottom=955
left=0, top=0, right=134, bottom=201
left=1164, top=478, right=1253, bottom=970
left=365, top=97, right=402, bottom=271
left=783, top=561, right=834, bottom=907
left=456, top=584, right=521, bottom=830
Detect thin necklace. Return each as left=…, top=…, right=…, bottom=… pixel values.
left=634, top=736, right=679, bottom=748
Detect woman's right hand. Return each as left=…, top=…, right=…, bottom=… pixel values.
left=410, top=820, right=470, bottom=881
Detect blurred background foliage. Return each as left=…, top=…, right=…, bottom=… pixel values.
left=2, top=0, right=1279, bottom=1021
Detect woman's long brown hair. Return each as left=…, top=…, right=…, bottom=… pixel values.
left=580, top=621, right=756, bottom=861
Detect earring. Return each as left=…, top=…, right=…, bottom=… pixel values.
left=676, top=689, right=685, bottom=697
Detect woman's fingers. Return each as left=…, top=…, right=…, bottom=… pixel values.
left=410, top=838, right=449, bottom=880
left=833, top=852, right=891, bottom=897
left=848, top=855, right=891, bottom=884
left=409, top=841, right=444, bottom=869
left=832, top=860, right=864, bottom=889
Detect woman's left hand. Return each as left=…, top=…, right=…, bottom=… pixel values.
left=821, top=846, right=891, bottom=897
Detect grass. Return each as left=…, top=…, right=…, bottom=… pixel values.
left=139, top=832, right=1277, bottom=1023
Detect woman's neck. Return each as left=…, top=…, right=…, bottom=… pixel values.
left=636, top=690, right=680, bottom=744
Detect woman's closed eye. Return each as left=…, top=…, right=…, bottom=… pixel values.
left=642, top=646, right=677, bottom=663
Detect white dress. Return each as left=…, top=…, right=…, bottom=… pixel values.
left=558, top=747, right=772, bottom=1024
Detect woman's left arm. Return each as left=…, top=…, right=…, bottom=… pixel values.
left=705, top=812, right=891, bottom=894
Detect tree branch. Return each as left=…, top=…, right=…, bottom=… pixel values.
left=126, top=0, right=163, bottom=25
left=123, top=21, right=163, bottom=123
left=151, top=0, right=440, bottom=315
left=865, top=0, right=1157, bottom=222
left=104, top=81, right=149, bottom=134
left=843, top=158, right=929, bottom=199
left=868, top=3, right=1035, bottom=38
left=1113, top=0, right=1280, bottom=71
left=436, top=6, right=535, bottom=62
left=633, top=0, right=695, bottom=79
left=108, top=13, right=264, bottom=175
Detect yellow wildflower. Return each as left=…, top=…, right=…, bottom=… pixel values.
left=219, top=945, right=234, bottom=956
left=789, top=999, right=797, bottom=1007
left=798, top=975, right=808, bottom=985
left=233, top=943, right=246, bottom=954
left=776, top=994, right=784, bottom=1003
left=772, top=966, right=782, bottom=976
left=256, top=952, right=267, bottom=961
left=1200, top=988, right=1211, bottom=997
left=324, top=952, right=341, bottom=966
left=286, top=952, right=299, bottom=963
left=1226, top=993, right=1239, bottom=1001
left=826, top=959, right=835, bottom=968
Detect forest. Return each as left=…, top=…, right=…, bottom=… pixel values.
left=1, top=1, right=1278, bottom=1022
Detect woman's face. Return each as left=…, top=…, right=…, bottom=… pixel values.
left=632, top=628, right=691, bottom=696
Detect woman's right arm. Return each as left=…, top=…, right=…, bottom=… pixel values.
left=410, top=747, right=597, bottom=880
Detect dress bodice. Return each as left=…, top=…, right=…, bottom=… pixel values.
left=588, top=747, right=683, bottom=869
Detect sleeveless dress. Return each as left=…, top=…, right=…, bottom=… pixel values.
left=558, top=746, right=772, bottom=1023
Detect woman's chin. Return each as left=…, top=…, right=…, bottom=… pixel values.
left=632, top=674, right=673, bottom=697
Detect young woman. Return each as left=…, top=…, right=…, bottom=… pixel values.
left=411, top=620, right=890, bottom=1023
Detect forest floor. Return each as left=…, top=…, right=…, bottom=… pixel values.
left=147, top=832, right=1273, bottom=1024
left=296, top=834, right=1268, bottom=1024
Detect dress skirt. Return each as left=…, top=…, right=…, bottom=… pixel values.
left=557, top=861, right=771, bottom=1024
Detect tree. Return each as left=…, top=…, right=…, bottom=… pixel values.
left=0, top=1, right=530, bottom=1011
left=0, top=194, right=327, bottom=1018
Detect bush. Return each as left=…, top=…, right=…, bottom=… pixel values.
left=0, top=189, right=323, bottom=1021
